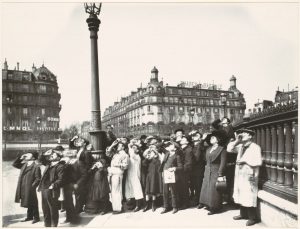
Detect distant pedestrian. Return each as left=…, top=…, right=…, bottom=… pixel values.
left=13, top=151, right=41, bottom=224
left=227, top=128, right=262, bottom=226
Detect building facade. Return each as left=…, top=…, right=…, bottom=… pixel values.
left=2, top=60, right=62, bottom=156
left=102, top=67, right=246, bottom=137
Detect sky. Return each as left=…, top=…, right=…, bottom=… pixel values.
left=1, top=2, right=299, bottom=129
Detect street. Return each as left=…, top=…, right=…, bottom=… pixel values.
left=2, top=161, right=266, bottom=228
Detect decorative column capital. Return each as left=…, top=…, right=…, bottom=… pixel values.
left=86, top=14, right=101, bottom=33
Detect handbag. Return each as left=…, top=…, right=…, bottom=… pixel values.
left=215, top=176, right=227, bottom=193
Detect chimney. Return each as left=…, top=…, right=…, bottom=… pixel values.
left=17, top=62, right=19, bottom=71
left=32, top=63, right=36, bottom=72
left=3, top=58, right=8, bottom=70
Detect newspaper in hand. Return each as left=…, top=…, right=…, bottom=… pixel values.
left=163, top=170, right=176, bottom=184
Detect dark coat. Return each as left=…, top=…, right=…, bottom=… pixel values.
left=191, top=141, right=206, bottom=176
left=159, top=151, right=183, bottom=183
left=199, top=146, right=227, bottom=210
left=143, top=157, right=163, bottom=195
left=38, top=162, right=65, bottom=199
left=181, top=145, right=193, bottom=173
left=87, top=158, right=110, bottom=201
left=13, top=157, right=41, bottom=208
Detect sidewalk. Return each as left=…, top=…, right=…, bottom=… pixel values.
left=4, top=204, right=266, bottom=228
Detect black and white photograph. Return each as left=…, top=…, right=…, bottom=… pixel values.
left=1, top=1, right=298, bottom=228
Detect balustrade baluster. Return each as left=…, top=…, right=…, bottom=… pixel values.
left=277, top=124, right=285, bottom=184
left=284, top=122, right=293, bottom=186
left=270, top=125, right=278, bottom=182
left=293, top=122, right=298, bottom=189
left=256, top=128, right=261, bottom=147
left=265, top=126, right=272, bottom=180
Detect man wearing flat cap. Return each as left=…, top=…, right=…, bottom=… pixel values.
left=13, top=151, right=41, bottom=224
left=227, top=128, right=262, bottom=226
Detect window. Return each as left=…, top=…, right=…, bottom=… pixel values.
left=23, top=95, right=28, bottom=102
left=40, top=85, right=46, bottom=93
left=7, top=107, right=11, bottom=114
left=22, top=120, right=29, bottom=127
left=7, top=73, right=13, bottom=80
left=184, top=98, right=187, bottom=104
left=169, top=97, right=174, bottom=103
left=8, top=83, right=13, bottom=91
left=158, top=106, right=163, bottom=113
left=22, top=84, right=29, bottom=91
left=41, top=108, right=45, bottom=115
left=164, top=97, right=169, bottom=103
left=22, top=108, right=28, bottom=115
left=193, top=98, right=197, bottom=104
left=179, top=106, right=184, bottom=112
left=214, top=108, right=219, bottom=113
left=169, top=106, right=175, bottom=112
left=147, top=105, right=152, bottom=113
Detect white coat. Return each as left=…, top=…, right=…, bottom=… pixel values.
left=227, top=141, right=262, bottom=207
left=125, top=148, right=144, bottom=200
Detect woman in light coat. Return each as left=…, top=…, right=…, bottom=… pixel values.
left=125, top=139, right=144, bottom=212
left=107, top=142, right=129, bottom=214
left=227, top=128, right=262, bottom=226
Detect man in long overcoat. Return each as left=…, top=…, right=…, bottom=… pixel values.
left=227, top=128, right=262, bottom=226
left=13, top=152, right=41, bottom=224
left=38, top=150, right=65, bottom=227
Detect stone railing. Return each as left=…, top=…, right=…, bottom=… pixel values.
left=233, top=102, right=298, bottom=203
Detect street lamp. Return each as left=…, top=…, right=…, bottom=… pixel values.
left=220, top=92, right=227, bottom=118
left=36, top=116, right=42, bottom=150
left=84, top=2, right=107, bottom=155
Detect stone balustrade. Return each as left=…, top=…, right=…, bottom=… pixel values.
left=234, top=102, right=298, bottom=203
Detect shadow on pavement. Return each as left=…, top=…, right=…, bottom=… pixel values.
left=2, top=214, right=27, bottom=227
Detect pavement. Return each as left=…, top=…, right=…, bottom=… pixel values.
left=2, top=161, right=267, bottom=228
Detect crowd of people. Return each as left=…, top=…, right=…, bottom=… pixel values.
left=13, top=117, right=263, bottom=227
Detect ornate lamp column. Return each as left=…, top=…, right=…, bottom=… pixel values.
left=84, top=2, right=107, bottom=154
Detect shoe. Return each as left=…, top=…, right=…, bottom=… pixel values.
left=143, top=202, right=151, bottom=212
left=246, top=220, right=258, bottom=226
left=207, top=210, right=219, bottom=215
left=133, top=206, right=140, bottom=212
left=21, top=218, right=33, bottom=222
left=160, top=208, right=170, bottom=214
left=233, top=215, right=245, bottom=220
left=100, top=211, right=107, bottom=215
left=197, top=204, right=204, bottom=209
left=32, top=219, right=40, bottom=224
left=60, top=220, right=70, bottom=224
left=112, top=211, right=122, bottom=215
left=172, top=208, right=178, bottom=214
left=180, top=205, right=188, bottom=210
left=152, top=200, right=156, bottom=212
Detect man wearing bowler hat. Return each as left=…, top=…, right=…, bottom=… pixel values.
left=13, top=151, right=41, bottom=224
left=227, top=128, right=262, bottom=226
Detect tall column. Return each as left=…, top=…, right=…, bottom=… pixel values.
left=265, top=126, right=272, bottom=180
left=284, top=122, right=293, bottom=186
left=260, top=127, right=266, bottom=181
left=277, top=124, right=285, bottom=184
left=293, top=122, right=298, bottom=189
left=86, top=11, right=107, bottom=154
left=270, top=125, right=278, bottom=182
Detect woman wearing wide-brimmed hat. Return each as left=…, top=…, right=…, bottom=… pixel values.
left=199, top=130, right=227, bottom=215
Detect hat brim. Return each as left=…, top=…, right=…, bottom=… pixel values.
left=236, top=129, right=255, bottom=136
